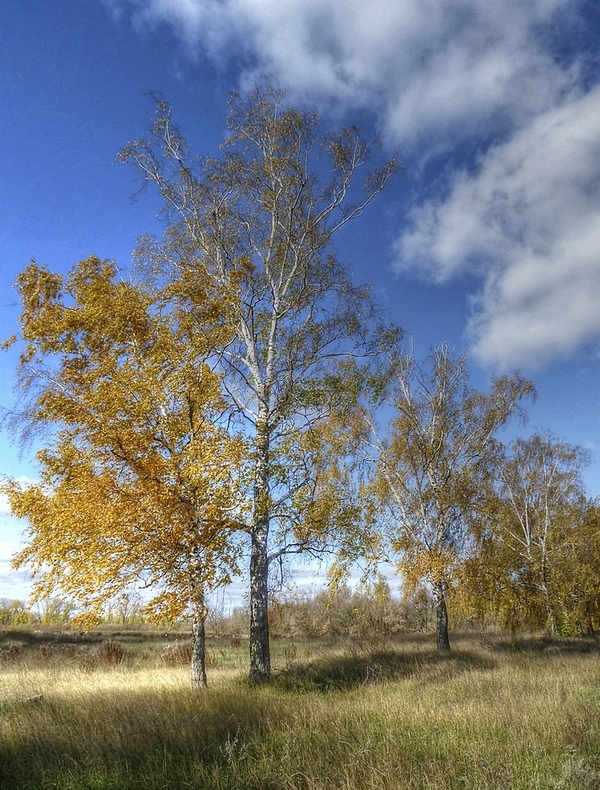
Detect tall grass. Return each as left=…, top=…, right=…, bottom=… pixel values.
left=1, top=634, right=600, bottom=789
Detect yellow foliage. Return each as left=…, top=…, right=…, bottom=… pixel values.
left=3, top=257, right=247, bottom=623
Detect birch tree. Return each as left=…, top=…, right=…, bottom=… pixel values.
left=118, top=80, right=399, bottom=680
left=2, top=257, right=247, bottom=687
left=467, top=433, right=591, bottom=633
left=369, top=346, right=534, bottom=650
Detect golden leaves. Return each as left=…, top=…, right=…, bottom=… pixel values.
left=4, top=256, right=247, bottom=623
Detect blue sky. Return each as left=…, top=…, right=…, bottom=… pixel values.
left=1, top=0, right=599, bottom=602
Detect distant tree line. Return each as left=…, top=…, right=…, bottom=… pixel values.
left=0, top=594, right=145, bottom=628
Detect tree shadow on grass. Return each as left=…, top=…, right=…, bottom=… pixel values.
left=271, top=648, right=497, bottom=693
left=490, top=634, right=600, bottom=656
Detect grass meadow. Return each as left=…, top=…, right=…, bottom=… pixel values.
left=1, top=630, right=600, bottom=789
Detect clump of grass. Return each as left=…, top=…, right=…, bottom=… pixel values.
left=0, top=642, right=24, bottom=662
left=161, top=641, right=192, bottom=666
left=1, top=634, right=599, bottom=789
left=96, top=639, right=126, bottom=665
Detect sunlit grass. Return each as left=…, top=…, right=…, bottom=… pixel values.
left=2, top=634, right=600, bottom=789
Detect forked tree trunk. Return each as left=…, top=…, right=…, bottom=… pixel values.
left=432, top=582, right=451, bottom=651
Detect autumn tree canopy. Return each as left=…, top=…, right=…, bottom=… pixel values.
left=464, top=432, right=594, bottom=635
left=2, top=256, right=247, bottom=687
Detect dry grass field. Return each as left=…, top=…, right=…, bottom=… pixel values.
left=1, top=629, right=600, bottom=789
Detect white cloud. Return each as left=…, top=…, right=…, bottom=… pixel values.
left=108, top=0, right=600, bottom=369
left=398, top=85, right=600, bottom=369
left=0, top=564, right=32, bottom=602
left=117, top=0, right=240, bottom=59
left=114, top=0, right=575, bottom=145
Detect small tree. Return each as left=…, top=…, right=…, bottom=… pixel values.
left=368, top=346, right=534, bottom=650
left=2, top=257, right=246, bottom=687
left=466, top=433, right=591, bottom=634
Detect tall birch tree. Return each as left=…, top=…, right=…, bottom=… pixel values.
left=119, top=80, right=399, bottom=680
